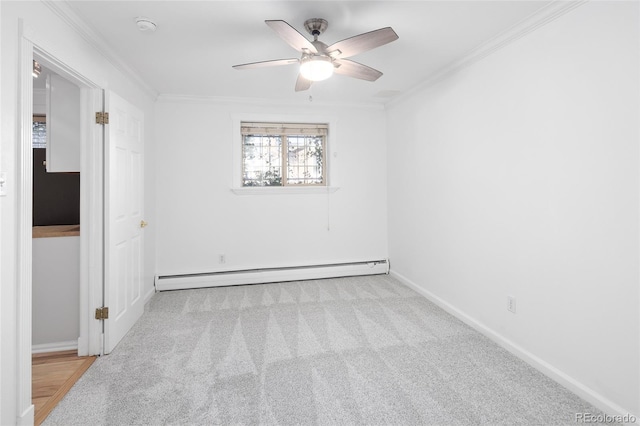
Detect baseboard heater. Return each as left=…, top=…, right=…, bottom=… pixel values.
left=155, top=259, right=389, bottom=292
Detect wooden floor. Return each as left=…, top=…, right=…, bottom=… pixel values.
left=32, top=350, right=96, bottom=426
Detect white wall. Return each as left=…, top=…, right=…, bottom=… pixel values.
left=33, top=89, right=45, bottom=115
left=0, top=1, right=157, bottom=423
left=387, top=1, right=639, bottom=417
left=155, top=99, right=388, bottom=276
left=0, top=0, right=4, bottom=421
left=32, top=236, right=80, bottom=347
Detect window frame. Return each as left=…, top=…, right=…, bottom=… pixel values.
left=231, top=114, right=339, bottom=195
left=241, top=122, right=328, bottom=188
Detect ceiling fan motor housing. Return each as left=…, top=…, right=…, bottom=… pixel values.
left=304, top=18, right=328, bottom=38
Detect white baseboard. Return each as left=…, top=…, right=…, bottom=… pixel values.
left=32, top=340, right=78, bottom=354
left=390, top=270, right=639, bottom=423
left=77, top=336, right=88, bottom=357
left=156, top=260, right=389, bottom=291
left=17, top=404, right=34, bottom=426
left=143, top=286, right=155, bottom=303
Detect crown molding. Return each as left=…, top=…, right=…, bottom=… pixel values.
left=40, top=0, right=159, bottom=100
left=39, top=0, right=586, bottom=110
left=386, top=0, right=588, bottom=109
left=157, top=94, right=385, bottom=111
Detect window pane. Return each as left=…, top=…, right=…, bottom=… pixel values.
left=243, top=135, right=282, bottom=186
left=32, top=120, right=46, bottom=149
left=286, top=135, right=323, bottom=185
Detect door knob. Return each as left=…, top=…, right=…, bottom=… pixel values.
left=140, top=220, right=148, bottom=228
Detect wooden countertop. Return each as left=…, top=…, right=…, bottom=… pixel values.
left=33, top=225, right=80, bottom=238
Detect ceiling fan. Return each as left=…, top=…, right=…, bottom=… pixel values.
left=232, top=18, right=399, bottom=92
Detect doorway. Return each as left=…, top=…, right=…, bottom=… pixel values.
left=14, top=45, right=106, bottom=423
left=29, top=49, right=104, bottom=358
left=17, top=39, right=147, bottom=423
left=31, top=63, right=82, bottom=355
left=19, top=48, right=105, bottom=424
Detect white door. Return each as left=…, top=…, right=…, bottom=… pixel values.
left=104, top=91, right=145, bottom=354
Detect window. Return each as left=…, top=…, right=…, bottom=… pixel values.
left=32, top=115, right=46, bottom=148
left=241, top=122, right=327, bottom=187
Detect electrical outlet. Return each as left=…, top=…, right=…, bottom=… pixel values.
left=219, top=254, right=226, bottom=264
left=507, top=296, right=516, bottom=313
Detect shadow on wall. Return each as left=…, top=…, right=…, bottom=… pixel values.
left=32, top=148, right=79, bottom=226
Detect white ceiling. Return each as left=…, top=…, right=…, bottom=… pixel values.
left=67, top=1, right=550, bottom=104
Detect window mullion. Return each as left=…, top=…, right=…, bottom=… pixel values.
left=322, top=135, right=327, bottom=185
left=241, top=136, right=246, bottom=186
left=281, top=133, right=288, bottom=186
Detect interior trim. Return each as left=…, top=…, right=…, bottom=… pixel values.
left=387, top=0, right=589, bottom=109
left=40, top=0, right=158, bottom=100
left=156, top=93, right=386, bottom=110
left=231, top=186, right=340, bottom=195
left=32, top=341, right=78, bottom=354
left=17, top=28, right=35, bottom=426
left=155, top=260, right=390, bottom=291
left=390, top=269, right=637, bottom=421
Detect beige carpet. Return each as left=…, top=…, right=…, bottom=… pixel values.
left=44, top=275, right=607, bottom=425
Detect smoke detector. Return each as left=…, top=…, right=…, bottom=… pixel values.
left=135, top=17, right=157, bottom=32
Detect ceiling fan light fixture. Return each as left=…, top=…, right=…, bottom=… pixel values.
left=300, top=56, right=334, bottom=82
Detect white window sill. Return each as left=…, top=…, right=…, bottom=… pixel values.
left=231, top=186, right=340, bottom=195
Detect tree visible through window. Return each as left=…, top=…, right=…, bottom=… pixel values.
left=242, top=122, right=327, bottom=187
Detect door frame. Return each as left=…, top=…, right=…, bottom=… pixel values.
left=16, top=36, right=105, bottom=421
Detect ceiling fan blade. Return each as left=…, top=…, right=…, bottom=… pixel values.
left=266, top=20, right=318, bottom=54
left=295, top=74, right=312, bottom=92
left=327, top=27, right=398, bottom=59
left=333, top=59, right=383, bottom=81
left=233, top=58, right=299, bottom=70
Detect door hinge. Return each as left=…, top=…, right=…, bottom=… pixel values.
left=95, top=307, right=109, bottom=320
left=95, top=111, right=109, bottom=125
